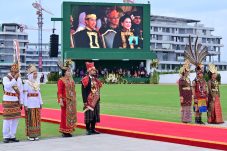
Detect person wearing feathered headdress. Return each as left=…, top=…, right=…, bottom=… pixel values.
left=2, top=63, right=23, bottom=143
left=207, top=64, right=224, bottom=124
left=178, top=60, right=192, bottom=123
left=23, top=64, right=43, bottom=141
left=57, top=59, right=77, bottom=137
left=184, top=36, right=208, bottom=124
left=81, top=62, right=102, bottom=135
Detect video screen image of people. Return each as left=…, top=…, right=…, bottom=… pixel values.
left=70, top=5, right=143, bottom=49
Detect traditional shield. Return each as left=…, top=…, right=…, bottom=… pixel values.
left=101, top=29, right=117, bottom=48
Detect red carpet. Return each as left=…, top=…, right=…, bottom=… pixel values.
left=0, top=104, right=227, bottom=150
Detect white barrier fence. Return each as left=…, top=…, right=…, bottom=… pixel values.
left=159, top=71, right=227, bottom=84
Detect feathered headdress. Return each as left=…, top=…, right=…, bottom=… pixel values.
left=57, top=59, right=73, bottom=71
left=184, top=35, right=208, bottom=73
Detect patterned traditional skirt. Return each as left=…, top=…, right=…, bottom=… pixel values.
left=59, top=99, right=77, bottom=134
left=207, top=96, right=224, bottom=124
left=181, top=106, right=192, bottom=123
left=84, top=102, right=100, bottom=124
left=25, top=108, right=41, bottom=138
left=2, top=101, right=21, bottom=120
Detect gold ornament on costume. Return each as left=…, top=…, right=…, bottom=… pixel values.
left=208, top=64, right=218, bottom=74
left=87, top=31, right=100, bottom=48
left=27, top=80, right=40, bottom=91
left=179, top=59, right=190, bottom=75
left=120, top=31, right=134, bottom=48
left=150, top=59, right=159, bottom=68
left=57, top=59, right=73, bottom=70
left=91, top=80, right=97, bottom=94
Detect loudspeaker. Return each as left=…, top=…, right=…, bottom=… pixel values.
left=49, top=34, right=59, bottom=57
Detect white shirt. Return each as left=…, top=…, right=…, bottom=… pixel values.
left=3, top=74, right=23, bottom=104
left=23, top=80, right=43, bottom=108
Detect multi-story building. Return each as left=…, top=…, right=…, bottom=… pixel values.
left=26, top=43, right=60, bottom=73
left=0, top=23, right=28, bottom=78
left=0, top=23, right=60, bottom=80
left=1, top=14, right=226, bottom=80
left=151, top=15, right=227, bottom=72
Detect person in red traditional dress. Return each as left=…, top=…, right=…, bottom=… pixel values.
left=57, top=59, right=77, bottom=137
left=81, top=62, right=102, bottom=135
left=184, top=36, right=209, bottom=124
left=207, top=64, right=224, bottom=124
left=192, top=65, right=208, bottom=124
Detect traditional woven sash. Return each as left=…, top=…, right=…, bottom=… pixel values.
left=27, top=93, right=39, bottom=97
left=2, top=101, right=21, bottom=119
left=4, top=92, right=18, bottom=97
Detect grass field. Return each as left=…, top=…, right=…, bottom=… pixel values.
left=1, top=84, right=226, bottom=122
left=0, top=84, right=226, bottom=142
left=0, top=116, right=86, bottom=142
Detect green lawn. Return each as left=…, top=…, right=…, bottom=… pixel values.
left=0, top=116, right=86, bottom=142
left=1, top=84, right=226, bottom=123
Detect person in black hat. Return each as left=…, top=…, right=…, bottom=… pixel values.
left=74, top=14, right=103, bottom=48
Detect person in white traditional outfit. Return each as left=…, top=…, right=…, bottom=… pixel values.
left=2, top=63, right=23, bottom=143
left=23, top=64, right=43, bottom=141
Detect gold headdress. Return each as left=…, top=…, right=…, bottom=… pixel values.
left=27, top=64, right=37, bottom=74
left=208, top=64, right=217, bottom=74
left=184, top=35, right=208, bottom=73
left=179, top=59, right=190, bottom=75
left=57, top=59, right=73, bottom=71
left=10, top=63, right=19, bottom=72
left=86, top=14, right=97, bottom=20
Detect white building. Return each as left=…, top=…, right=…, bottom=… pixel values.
left=26, top=43, right=60, bottom=73
left=0, top=23, right=28, bottom=77
left=0, top=23, right=60, bottom=80
left=150, top=15, right=227, bottom=72
left=1, top=13, right=226, bottom=79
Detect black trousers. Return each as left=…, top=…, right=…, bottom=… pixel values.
left=86, top=120, right=96, bottom=131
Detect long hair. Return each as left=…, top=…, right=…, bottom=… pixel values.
left=61, top=69, right=67, bottom=77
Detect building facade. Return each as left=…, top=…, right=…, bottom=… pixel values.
left=0, top=23, right=60, bottom=80
left=0, top=23, right=28, bottom=78
left=1, top=14, right=226, bottom=80
left=151, top=15, right=227, bottom=72
left=26, top=43, right=60, bottom=73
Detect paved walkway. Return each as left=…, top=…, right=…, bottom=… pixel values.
left=1, top=104, right=227, bottom=150
left=0, top=134, right=220, bottom=151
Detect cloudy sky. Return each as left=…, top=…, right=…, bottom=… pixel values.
left=1, top=0, right=227, bottom=61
